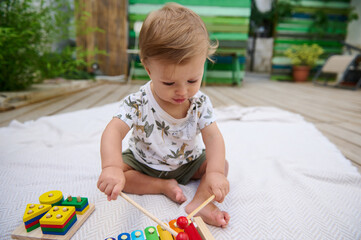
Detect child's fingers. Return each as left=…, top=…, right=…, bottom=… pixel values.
left=223, top=183, right=230, bottom=198
left=111, top=183, right=124, bottom=200
left=97, top=181, right=106, bottom=192
left=212, top=188, right=224, bottom=203
left=104, top=183, right=114, bottom=197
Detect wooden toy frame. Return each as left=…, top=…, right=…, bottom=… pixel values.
left=11, top=203, right=95, bottom=240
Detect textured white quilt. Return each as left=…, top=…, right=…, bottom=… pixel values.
left=1, top=104, right=361, bottom=240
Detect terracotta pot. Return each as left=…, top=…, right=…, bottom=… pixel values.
left=292, top=65, right=310, bottom=82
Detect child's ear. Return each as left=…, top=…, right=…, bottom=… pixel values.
left=141, top=59, right=151, bottom=76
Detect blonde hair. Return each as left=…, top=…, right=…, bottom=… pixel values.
left=139, top=3, right=217, bottom=65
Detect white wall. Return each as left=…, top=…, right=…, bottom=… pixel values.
left=346, top=0, right=361, bottom=48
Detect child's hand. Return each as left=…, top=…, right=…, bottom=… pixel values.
left=205, top=172, right=229, bottom=203
left=97, top=166, right=126, bottom=201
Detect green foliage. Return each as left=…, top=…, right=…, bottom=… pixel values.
left=348, top=7, right=359, bottom=23
left=38, top=46, right=92, bottom=80
left=284, top=44, right=324, bottom=67
left=0, top=0, right=102, bottom=91
left=0, top=0, right=52, bottom=91
left=250, top=0, right=295, bottom=37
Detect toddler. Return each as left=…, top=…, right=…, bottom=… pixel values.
left=97, top=3, right=230, bottom=227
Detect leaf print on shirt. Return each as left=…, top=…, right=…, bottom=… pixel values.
left=156, top=120, right=170, bottom=141
left=167, top=143, right=192, bottom=160
left=157, top=159, right=171, bottom=166
left=168, top=149, right=182, bottom=159
left=126, top=113, right=132, bottom=120
left=204, top=108, right=213, bottom=119
left=135, top=121, right=154, bottom=138
left=134, top=136, right=152, bottom=150
left=125, top=97, right=143, bottom=119
left=136, top=147, right=153, bottom=164
left=195, top=95, right=206, bottom=108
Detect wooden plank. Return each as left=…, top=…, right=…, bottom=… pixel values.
left=202, top=86, right=242, bottom=107
left=85, top=0, right=95, bottom=72
left=76, top=0, right=127, bottom=76
left=96, top=0, right=108, bottom=74
left=107, top=0, right=128, bottom=76
left=0, top=97, right=63, bottom=126
left=248, top=82, right=361, bottom=125
left=129, top=4, right=251, bottom=17
left=315, top=123, right=361, bottom=147
left=337, top=122, right=361, bottom=135
left=321, top=132, right=361, bottom=168
left=55, top=84, right=119, bottom=114
left=129, top=0, right=251, bottom=8
left=194, top=217, right=215, bottom=240
left=5, top=85, right=104, bottom=124
left=11, top=203, right=95, bottom=240
left=92, top=83, right=134, bottom=107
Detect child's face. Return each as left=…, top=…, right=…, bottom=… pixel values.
left=145, top=55, right=205, bottom=106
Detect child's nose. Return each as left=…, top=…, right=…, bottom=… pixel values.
left=176, top=86, right=187, bottom=96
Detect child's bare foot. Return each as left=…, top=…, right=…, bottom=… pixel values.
left=185, top=199, right=230, bottom=228
left=161, top=179, right=187, bottom=204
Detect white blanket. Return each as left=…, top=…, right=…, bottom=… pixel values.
left=1, top=104, right=361, bottom=240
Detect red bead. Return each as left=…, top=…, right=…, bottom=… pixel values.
left=176, top=216, right=189, bottom=229
left=176, top=232, right=189, bottom=240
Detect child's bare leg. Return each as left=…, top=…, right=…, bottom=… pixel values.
left=185, top=161, right=230, bottom=227
left=122, top=166, right=187, bottom=204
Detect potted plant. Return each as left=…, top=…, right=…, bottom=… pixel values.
left=284, top=44, right=324, bottom=82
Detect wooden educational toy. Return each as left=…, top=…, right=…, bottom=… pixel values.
left=39, top=206, right=77, bottom=235
left=61, top=195, right=89, bottom=215
left=169, top=219, right=184, bottom=233
left=23, top=204, right=52, bottom=232
left=193, top=217, right=215, bottom=240
left=131, top=230, right=145, bottom=239
left=39, top=191, right=64, bottom=206
left=144, top=226, right=159, bottom=240
left=117, top=232, right=131, bottom=239
left=156, top=224, right=174, bottom=240
left=12, top=190, right=95, bottom=240
left=118, top=192, right=216, bottom=240
left=177, top=216, right=202, bottom=240
left=106, top=218, right=214, bottom=240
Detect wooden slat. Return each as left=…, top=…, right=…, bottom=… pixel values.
left=76, top=0, right=128, bottom=76
left=0, top=85, right=104, bottom=125
left=315, top=123, right=361, bottom=146
left=92, top=83, right=133, bottom=107
left=55, top=84, right=120, bottom=114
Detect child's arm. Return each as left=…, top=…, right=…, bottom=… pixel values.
left=97, top=118, right=130, bottom=201
left=201, top=122, right=229, bottom=203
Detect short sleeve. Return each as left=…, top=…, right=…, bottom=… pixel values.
left=197, top=94, right=216, bottom=130
left=113, top=94, right=139, bottom=128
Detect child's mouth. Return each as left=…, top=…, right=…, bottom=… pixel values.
left=173, top=98, right=186, bottom=103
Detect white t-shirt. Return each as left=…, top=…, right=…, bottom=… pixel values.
left=114, top=81, right=215, bottom=171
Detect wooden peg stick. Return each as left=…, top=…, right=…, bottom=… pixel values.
left=119, top=192, right=178, bottom=237
left=187, top=195, right=215, bottom=220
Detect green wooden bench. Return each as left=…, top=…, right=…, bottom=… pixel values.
left=271, top=0, right=352, bottom=81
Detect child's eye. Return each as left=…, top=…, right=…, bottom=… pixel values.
left=188, top=80, right=198, bottom=84
left=163, top=82, right=174, bottom=86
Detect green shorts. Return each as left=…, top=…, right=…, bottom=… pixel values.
left=122, top=149, right=206, bottom=185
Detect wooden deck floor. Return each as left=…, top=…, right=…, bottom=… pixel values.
left=1, top=75, right=360, bottom=172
